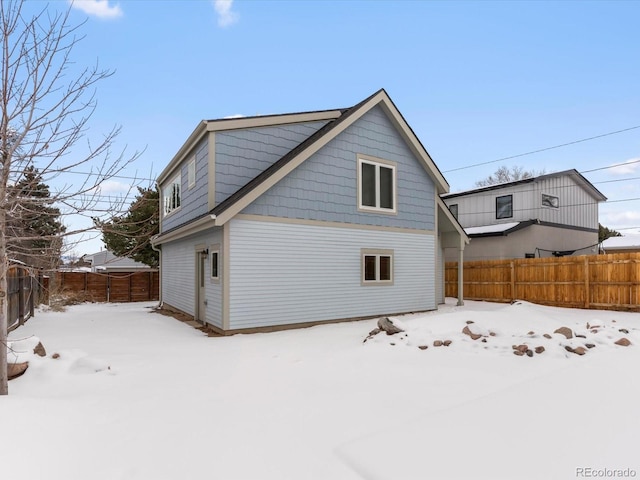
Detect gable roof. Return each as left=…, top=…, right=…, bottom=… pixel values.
left=442, top=169, right=607, bottom=202
left=210, top=88, right=450, bottom=225
left=153, top=89, right=451, bottom=244
left=157, top=109, right=345, bottom=185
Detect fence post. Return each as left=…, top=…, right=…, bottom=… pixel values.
left=29, top=274, right=34, bottom=318
left=584, top=257, right=590, bottom=308
left=18, top=268, right=25, bottom=325
left=510, top=261, right=515, bottom=301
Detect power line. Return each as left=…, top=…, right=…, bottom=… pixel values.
left=443, top=125, right=640, bottom=174
left=581, top=159, right=640, bottom=174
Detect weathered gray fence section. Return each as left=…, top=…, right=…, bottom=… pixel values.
left=7, top=264, right=45, bottom=332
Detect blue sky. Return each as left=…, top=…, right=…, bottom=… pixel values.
left=25, top=0, right=640, bottom=255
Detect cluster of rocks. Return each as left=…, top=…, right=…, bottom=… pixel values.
left=365, top=316, right=634, bottom=358
left=6, top=340, right=56, bottom=381
left=512, top=344, right=546, bottom=357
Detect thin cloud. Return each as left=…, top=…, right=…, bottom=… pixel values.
left=213, top=0, right=239, bottom=27
left=609, top=158, right=640, bottom=175
left=70, top=0, right=123, bottom=19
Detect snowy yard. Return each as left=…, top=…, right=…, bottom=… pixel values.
left=2, top=299, right=639, bottom=480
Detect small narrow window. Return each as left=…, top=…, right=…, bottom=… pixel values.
left=358, top=157, right=396, bottom=213
left=188, top=158, right=196, bottom=189
left=496, top=195, right=513, bottom=219
left=542, top=194, right=558, bottom=208
left=361, top=249, right=394, bottom=285
left=162, top=174, right=181, bottom=216
left=210, top=250, right=219, bottom=280
left=449, top=204, right=458, bottom=219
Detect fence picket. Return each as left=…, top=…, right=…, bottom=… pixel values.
left=445, top=252, right=640, bottom=311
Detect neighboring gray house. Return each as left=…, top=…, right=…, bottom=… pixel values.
left=83, top=250, right=153, bottom=272
left=601, top=234, right=640, bottom=254
left=441, top=169, right=607, bottom=261
left=152, top=89, right=467, bottom=334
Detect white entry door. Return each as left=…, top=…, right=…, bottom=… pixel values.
left=196, top=251, right=207, bottom=323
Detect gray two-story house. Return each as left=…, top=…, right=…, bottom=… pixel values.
left=152, top=89, right=467, bottom=334
left=442, top=170, right=606, bottom=261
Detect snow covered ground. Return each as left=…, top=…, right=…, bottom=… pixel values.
left=2, top=299, right=639, bottom=480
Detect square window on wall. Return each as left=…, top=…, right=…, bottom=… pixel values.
left=361, top=249, right=394, bottom=285
left=496, top=195, right=513, bottom=219
left=358, top=156, right=397, bottom=214
left=542, top=194, right=559, bottom=208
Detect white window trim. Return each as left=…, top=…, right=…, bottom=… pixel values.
left=357, top=155, right=397, bottom=215
left=210, top=244, right=220, bottom=283
left=187, top=157, right=196, bottom=189
left=162, top=173, right=181, bottom=217
left=361, top=248, right=394, bottom=286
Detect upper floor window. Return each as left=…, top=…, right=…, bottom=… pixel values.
left=163, top=174, right=181, bottom=216
left=496, top=195, right=513, bottom=219
left=449, top=204, right=458, bottom=219
left=188, top=158, right=196, bottom=189
left=358, top=156, right=396, bottom=213
left=542, top=194, right=559, bottom=208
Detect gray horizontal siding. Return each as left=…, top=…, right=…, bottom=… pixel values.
left=241, top=105, right=436, bottom=231
left=162, top=137, right=210, bottom=233
left=215, top=121, right=329, bottom=205
left=228, top=218, right=435, bottom=330
left=161, top=229, right=223, bottom=328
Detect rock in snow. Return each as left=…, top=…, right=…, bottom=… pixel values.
left=554, top=327, right=573, bottom=339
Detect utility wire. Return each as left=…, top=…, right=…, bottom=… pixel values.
left=443, top=125, right=640, bottom=173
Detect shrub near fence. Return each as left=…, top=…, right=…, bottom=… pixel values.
left=57, top=271, right=159, bottom=303
left=445, top=252, right=640, bottom=311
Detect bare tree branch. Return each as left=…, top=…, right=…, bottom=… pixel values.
left=1, top=0, right=143, bottom=395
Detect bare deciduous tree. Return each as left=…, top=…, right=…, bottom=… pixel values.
left=1, top=0, right=141, bottom=394
left=475, top=165, right=545, bottom=187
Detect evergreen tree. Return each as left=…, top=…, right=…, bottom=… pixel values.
left=99, top=187, right=159, bottom=268
left=598, top=224, right=621, bottom=243
left=7, top=165, right=65, bottom=269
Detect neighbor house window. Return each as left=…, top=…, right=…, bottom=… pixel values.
left=449, top=204, right=458, bottom=219
left=361, top=249, right=394, bottom=285
left=496, top=195, right=513, bottom=219
left=358, top=156, right=396, bottom=213
left=188, top=158, right=196, bottom=189
left=163, top=174, right=181, bottom=216
left=210, top=246, right=219, bottom=281
left=542, top=194, right=559, bottom=208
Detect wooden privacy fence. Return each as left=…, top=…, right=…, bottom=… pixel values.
left=445, top=252, right=640, bottom=311
left=7, top=264, right=46, bottom=331
left=57, top=271, right=159, bottom=303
